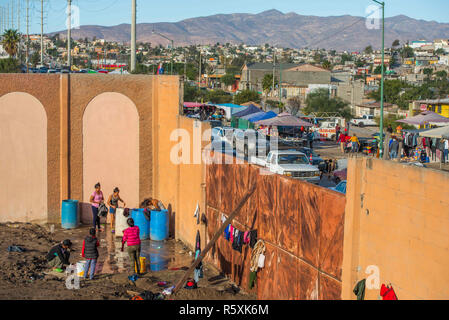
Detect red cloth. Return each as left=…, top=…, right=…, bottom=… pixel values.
left=380, top=284, right=398, bottom=300
left=337, top=134, right=346, bottom=143
left=122, top=226, right=141, bottom=246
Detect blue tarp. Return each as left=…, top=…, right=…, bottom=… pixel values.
left=248, top=111, right=277, bottom=123
left=240, top=111, right=266, bottom=120
left=232, top=104, right=261, bottom=118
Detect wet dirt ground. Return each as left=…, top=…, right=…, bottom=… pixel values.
left=0, top=223, right=255, bottom=300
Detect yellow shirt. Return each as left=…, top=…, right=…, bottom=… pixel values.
left=350, top=136, right=359, bottom=144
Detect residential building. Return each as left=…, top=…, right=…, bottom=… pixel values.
left=412, top=98, right=449, bottom=118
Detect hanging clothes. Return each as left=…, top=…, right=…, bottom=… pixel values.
left=193, top=203, right=200, bottom=225
left=249, top=230, right=258, bottom=248
left=353, top=279, right=366, bottom=300
left=195, top=230, right=201, bottom=251
left=380, top=284, right=398, bottom=300
left=224, top=224, right=231, bottom=241
left=232, top=230, right=243, bottom=253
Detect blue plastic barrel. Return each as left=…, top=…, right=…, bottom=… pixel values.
left=148, top=241, right=168, bottom=271
left=61, top=200, right=79, bottom=229
left=150, top=210, right=169, bottom=241
left=131, top=208, right=150, bottom=240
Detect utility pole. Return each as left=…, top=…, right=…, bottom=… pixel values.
left=17, top=0, right=20, bottom=32
left=272, top=54, right=275, bottom=98
left=130, top=0, right=136, bottom=72
left=67, top=0, right=71, bottom=69
left=279, top=59, right=282, bottom=107
left=26, top=0, right=29, bottom=72
left=7, top=3, right=10, bottom=29
left=11, top=0, right=14, bottom=29
left=373, top=0, right=385, bottom=158
left=198, top=50, right=201, bottom=89
left=40, top=0, right=43, bottom=66
left=184, top=48, right=187, bottom=81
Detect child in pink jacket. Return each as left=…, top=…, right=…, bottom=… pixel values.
left=121, top=218, right=142, bottom=275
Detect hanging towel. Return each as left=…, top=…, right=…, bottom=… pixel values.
left=380, top=284, right=398, bottom=300
left=195, top=230, right=201, bottom=251
left=258, top=254, right=265, bottom=268
left=230, top=225, right=235, bottom=243
left=243, top=231, right=250, bottom=244
left=194, top=203, right=200, bottom=225
left=353, top=279, right=366, bottom=300
left=221, top=213, right=227, bottom=224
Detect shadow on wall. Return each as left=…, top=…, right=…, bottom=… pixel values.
left=167, top=204, right=175, bottom=238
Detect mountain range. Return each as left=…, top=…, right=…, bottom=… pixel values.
left=50, top=9, right=449, bottom=51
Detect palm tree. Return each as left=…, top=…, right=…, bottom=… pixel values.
left=322, top=60, right=332, bottom=70
left=1, top=29, right=21, bottom=57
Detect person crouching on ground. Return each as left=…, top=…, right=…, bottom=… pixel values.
left=47, top=239, right=72, bottom=272
left=121, top=218, right=142, bottom=275
left=81, top=228, right=99, bottom=280
left=107, top=187, right=126, bottom=234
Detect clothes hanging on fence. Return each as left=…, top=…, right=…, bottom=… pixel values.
left=353, top=279, right=366, bottom=300
left=380, top=284, right=398, bottom=300
left=224, top=224, right=231, bottom=241
left=232, top=230, right=244, bottom=253
left=249, top=230, right=258, bottom=248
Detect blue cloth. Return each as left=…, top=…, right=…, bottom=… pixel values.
left=224, top=224, right=231, bottom=240
left=83, top=259, right=97, bottom=280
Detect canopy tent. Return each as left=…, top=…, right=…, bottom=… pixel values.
left=216, top=103, right=245, bottom=120
left=109, top=69, right=130, bottom=74
left=184, top=102, right=207, bottom=108
left=232, top=104, right=261, bottom=118
left=256, top=112, right=313, bottom=127
left=419, top=126, right=449, bottom=139
left=397, top=111, right=449, bottom=125
left=240, top=111, right=266, bottom=120
left=248, top=111, right=277, bottom=123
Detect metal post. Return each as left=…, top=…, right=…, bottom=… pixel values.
left=67, top=0, right=71, bottom=69
left=26, top=0, right=29, bottom=72
left=373, top=0, right=385, bottom=158
left=198, top=50, right=201, bottom=89
left=40, top=0, right=43, bottom=66
left=17, top=0, right=20, bottom=32
left=171, top=39, right=173, bottom=75
left=130, top=0, right=136, bottom=72
left=184, top=47, right=187, bottom=80
left=279, top=60, right=282, bottom=107
left=272, top=54, right=275, bottom=98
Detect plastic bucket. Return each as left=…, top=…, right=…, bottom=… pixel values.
left=114, top=208, right=127, bottom=237
left=134, top=256, right=146, bottom=274
left=131, top=209, right=150, bottom=240
left=76, top=261, right=87, bottom=277
left=61, top=200, right=79, bottom=229
left=150, top=210, right=169, bottom=241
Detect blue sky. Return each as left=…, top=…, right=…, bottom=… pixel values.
left=1, top=0, right=449, bottom=34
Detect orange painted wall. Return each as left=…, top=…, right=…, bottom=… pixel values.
left=342, top=157, right=449, bottom=300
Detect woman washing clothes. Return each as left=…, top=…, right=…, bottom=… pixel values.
left=107, top=187, right=126, bottom=234
left=89, top=183, right=104, bottom=232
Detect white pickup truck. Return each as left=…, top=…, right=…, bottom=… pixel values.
left=250, top=150, right=321, bottom=184
left=350, top=115, right=377, bottom=127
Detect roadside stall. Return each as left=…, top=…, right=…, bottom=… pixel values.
left=231, top=104, right=262, bottom=129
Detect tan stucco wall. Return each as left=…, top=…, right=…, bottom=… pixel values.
left=342, top=157, right=449, bottom=300
left=0, top=92, right=48, bottom=223
left=82, top=92, right=139, bottom=223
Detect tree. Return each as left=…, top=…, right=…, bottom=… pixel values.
left=183, top=83, right=206, bottom=102
left=206, top=90, right=233, bottom=104
left=373, top=65, right=386, bottom=75
left=364, top=45, right=373, bottom=55
left=31, top=51, right=40, bottom=67
left=1, top=29, right=21, bottom=57
left=0, top=57, right=21, bottom=73
left=234, top=90, right=261, bottom=105
left=436, top=70, right=447, bottom=79
left=401, top=46, right=414, bottom=59
left=392, top=39, right=400, bottom=48
left=221, top=74, right=236, bottom=87
left=304, top=88, right=351, bottom=119
left=262, top=74, right=277, bottom=93
left=321, top=60, right=331, bottom=70
left=286, top=97, right=302, bottom=116
left=435, top=48, right=445, bottom=55
left=423, top=68, right=433, bottom=81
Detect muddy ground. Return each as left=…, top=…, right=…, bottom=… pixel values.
left=0, top=223, right=255, bottom=300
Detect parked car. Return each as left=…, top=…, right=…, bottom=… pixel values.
left=330, top=181, right=347, bottom=194
left=350, top=115, right=377, bottom=127
left=250, top=150, right=321, bottom=184
left=211, top=127, right=235, bottom=154
left=296, top=147, right=326, bottom=171
left=233, top=129, right=270, bottom=158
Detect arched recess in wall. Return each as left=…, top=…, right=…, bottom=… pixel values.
left=83, top=92, right=139, bottom=217
left=0, top=92, right=48, bottom=223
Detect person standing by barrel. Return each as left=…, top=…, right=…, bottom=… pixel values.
left=121, top=218, right=142, bottom=275
left=107, top=187, right=126, bottom=234
left=90, top=183, right=104, bottom=232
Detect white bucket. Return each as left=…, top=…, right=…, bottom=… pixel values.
left=76, top=261, right=87, bottom=277
left=115, top=208, right=127, bottom=237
